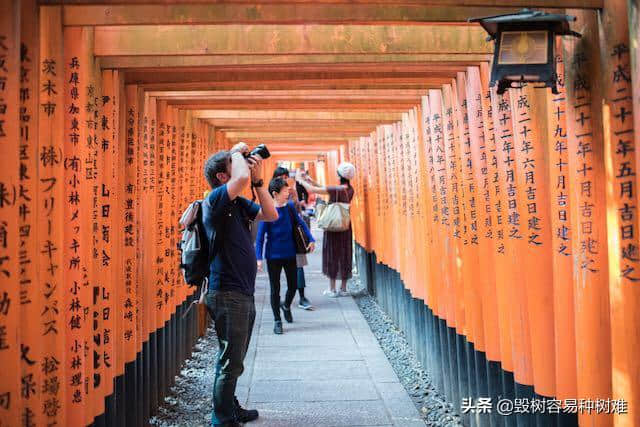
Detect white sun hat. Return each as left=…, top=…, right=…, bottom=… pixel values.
left=337, top=162, right=356, bottom=180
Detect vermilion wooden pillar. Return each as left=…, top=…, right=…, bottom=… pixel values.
left=63, top=25, right=93, bottom=426
left=19, top=0, right=42, bottom=424
left=124, top=84, right=140, bottom=427
left=0, top=1, right=21, bottom=426
left=375, top=125, right=389, bottom=267
left=544, top=46, right=578, bottom=402
left=85, top=41, right=104, bottom=424
left=100, top=69, right=118, bottom=419
left=480, top=62, right=513, bottom=381
left=428, top=90, right=450, bottom=326
left=396, top=122, right=409, bottom=289
left=171, top=107, right=181, bottom=313
left=420, top=97, right=439, bottom=320
left=454, top=74, right=485, bottom=358
left=510, top=82, right=556, bottom=399
left=466, top=67, right=501, bottom=366
left=440, top=84, right=463, bottom=335
left=124, top=85, right=139, bottom=375
left=564, top=9, right=612, bottom=426
left=600, top=1, right=640, bottom=425
left=408, top=109, right=427, bottom=300
left=489, top=87, right=534, bottom=390
left=447, top=80, right=469, bottom=344
left=156, top=100, right=167, bottom=334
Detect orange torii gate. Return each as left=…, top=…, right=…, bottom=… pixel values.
left=0, top=1, right=639, bottom=427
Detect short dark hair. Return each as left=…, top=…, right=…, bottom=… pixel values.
left=204, top=151, right=231, bottom=188
left=269, top=177, right=289, bottom=196
left=272, top=166, right=289, bottom=179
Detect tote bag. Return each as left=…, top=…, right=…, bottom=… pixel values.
left=317, top=202, right=350, bottom=231
left=318, top=187, right=351, bottom=231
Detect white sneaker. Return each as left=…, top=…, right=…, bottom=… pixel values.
left=323, top=289, right=339, bottom=298
left=338, top=290, right=350, bottom=297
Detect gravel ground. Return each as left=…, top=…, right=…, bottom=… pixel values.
left=150, top=326, right=218, bottom=427
left=350, top=275, right=462, bottom=427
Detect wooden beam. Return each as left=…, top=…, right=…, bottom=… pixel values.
left=123, top=62, right=472, bottom=75
left=262, top=143, right=344, bottom=149
left=169, top=101, right=417, bottom=111
left=62, top=4, right=529, bottom=26
left=138, top=81, right=445, bottom=90
left=217, top=125, right=377, bottom=132
left=100, top=53, right=492, bottom=68
left=193, top=109, right=401, bottom=120
left=42, top=0, right=604, bottom=9
left=227, top=136, right=351, bottom=141
left=204, top=119, right=389, bottom=127
left=94, top=24, right=492, bottom=56
left=225, top=131, right=368, bottom=138
left=125, top=73, right=458, bottom=85
left=148, top=89, right=430, bottom=99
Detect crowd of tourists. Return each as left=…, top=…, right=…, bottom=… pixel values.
left=199, top=142, right=355, bottom=426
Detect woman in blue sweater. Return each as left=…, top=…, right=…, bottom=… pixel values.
left=256, top=178, right=315, bottom=334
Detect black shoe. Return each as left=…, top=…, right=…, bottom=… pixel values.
left=280, top=303, right=293, bottom=323
left=235, top=397, right=259, bottom=423
left=274, top=320, right=283, bottom=334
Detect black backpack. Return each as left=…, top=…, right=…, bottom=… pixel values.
left=178, top=197, right=252, bottom=306
left=178, top=200, right=214, bottom=288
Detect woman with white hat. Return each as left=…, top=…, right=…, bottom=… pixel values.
left=296, top=162, right=356, bottom=297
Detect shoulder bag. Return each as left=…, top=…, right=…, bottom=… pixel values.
left=287, top=204, right=311, bottom=254
left=317, top=187, right=351, bottom=232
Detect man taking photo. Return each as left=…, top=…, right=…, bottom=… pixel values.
left=202, top=142, right=278, bottom=427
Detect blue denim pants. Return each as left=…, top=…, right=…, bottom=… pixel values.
left=205, top=290, right=256, bottom=425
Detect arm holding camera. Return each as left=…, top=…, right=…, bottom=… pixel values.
left=226, top=143, right=252, bottom=201
left=250, top=155, right=279, bottom=222
left=225, top=142, right=277, bottom=222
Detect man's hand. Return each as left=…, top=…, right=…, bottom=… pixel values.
left=247, top=155, right=263, bottom=182
left=257, top=260, right=263, bottom=272
left=307, top=242, right=316, bottom=253
left=231, top=142, right=249, bottom=156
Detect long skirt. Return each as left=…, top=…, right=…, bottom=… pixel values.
left=322, top=227, right=352, bottom=280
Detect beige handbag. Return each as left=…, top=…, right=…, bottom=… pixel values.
left=318, top=187, right=351, bottom=231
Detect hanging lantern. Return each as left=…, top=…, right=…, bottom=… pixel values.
left=469, top=9, right=581, bottom=94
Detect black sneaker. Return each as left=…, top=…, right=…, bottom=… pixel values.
left=280, top=303, right=293, bottom=323
left=298, top=298, right=313, bottom=310
left=235, top=397, right=259, bottom=423
left=274, top=320, right=283, bottom=334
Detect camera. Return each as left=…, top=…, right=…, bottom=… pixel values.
left=243, top=144, right=271, bottom=160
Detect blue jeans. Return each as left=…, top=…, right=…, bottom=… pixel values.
left=205, top=290, right=256, bottom=425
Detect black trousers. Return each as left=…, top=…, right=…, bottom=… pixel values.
left=205, top=290, right=256, bottom=425
left=266, top=257, right=298, bottom=321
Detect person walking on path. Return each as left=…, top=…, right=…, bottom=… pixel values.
left=272, top=166, right=314, bottom=310
left=202, top=143, right=279, bottom=427
left=296, top=162, right=355, bottom=298
left=256, top=178, right=316, bottom=334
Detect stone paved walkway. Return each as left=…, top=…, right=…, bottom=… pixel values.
left=236, top=227, right=425, bottom=427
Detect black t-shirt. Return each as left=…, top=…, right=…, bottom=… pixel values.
left=202, top=184, right=260, bottom=295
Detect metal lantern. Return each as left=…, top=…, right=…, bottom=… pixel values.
left=469, top=9, right=581, bottom=94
